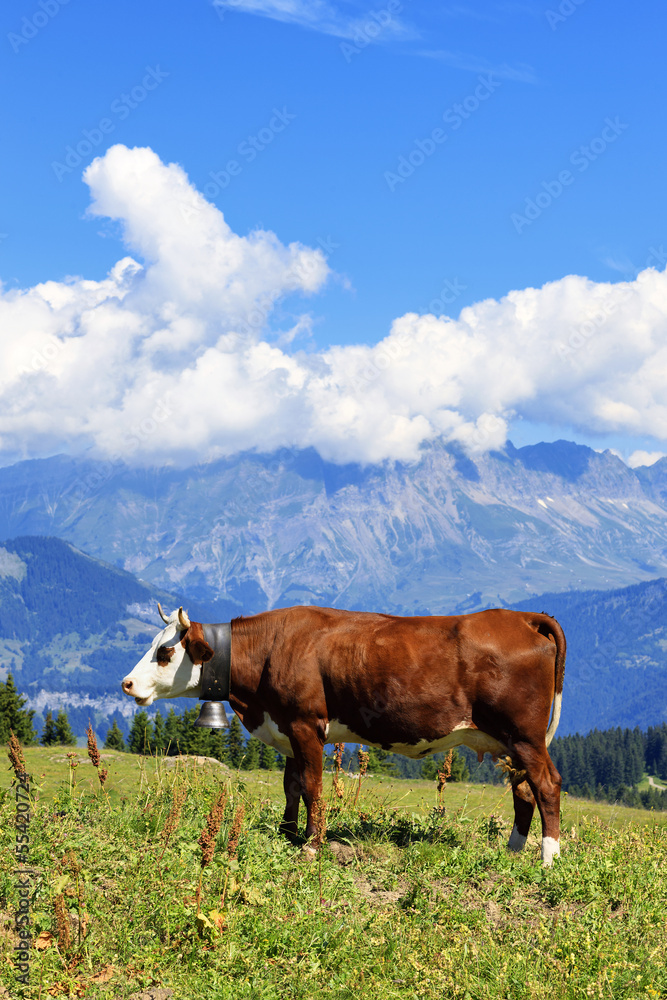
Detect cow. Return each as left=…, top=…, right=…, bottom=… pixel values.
left=121, top=604, right=566, bottom=864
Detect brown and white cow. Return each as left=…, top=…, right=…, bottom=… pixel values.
left=122, top=604, right=566, bottom=864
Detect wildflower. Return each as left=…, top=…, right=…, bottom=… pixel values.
left=437, top=750, right=453, bottom=796
left=333, top=742, right=345, bottom=799
left=354, top=747, right=370, bottom=806
left=54, top=893, right=72, bottom=951
left=226, top=804, right=245, bottom=859
left=311, top=799, right=327, bottom=850
left=85, top=724, right=101, bottom=768
left=158, top=785, right=187, bottom=863
left=98, top=767, right=108, bottom=787
left=63, top=850, right=81, bottom=876
left=7, top=731, right=26, bottom=777
left=198, top=790, right=228, bottom=867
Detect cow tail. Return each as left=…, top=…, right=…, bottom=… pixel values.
left=533, top=614, right=566, bottom=747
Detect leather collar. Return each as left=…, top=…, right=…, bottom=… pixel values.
left=200, top=622, right=232, bottom=701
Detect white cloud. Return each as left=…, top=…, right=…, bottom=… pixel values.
left=212, top=0, right=416, bottom=41
left=3, top=143, right=667, bottom=468
left=627, top=450, right=666, bottom=469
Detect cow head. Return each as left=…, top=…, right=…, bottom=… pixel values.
left=121, top=604, right=214, bottom=706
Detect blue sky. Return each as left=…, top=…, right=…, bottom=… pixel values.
left=1, top=0, right=666, bottom=467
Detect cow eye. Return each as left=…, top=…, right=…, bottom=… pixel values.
left=156, top=645, right=175, bottom=666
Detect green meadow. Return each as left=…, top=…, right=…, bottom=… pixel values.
left=1, top=748, right=666, bottom=999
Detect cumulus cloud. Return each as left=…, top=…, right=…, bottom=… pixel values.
left=2, top=143, right=667, bottom=468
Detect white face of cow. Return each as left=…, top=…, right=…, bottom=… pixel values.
left=121, top=609, right=204, bottom=706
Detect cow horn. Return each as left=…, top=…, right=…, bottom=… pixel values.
left=178, top=606, right=191, bottom=630
left=157, top=602, right=170, bottom=625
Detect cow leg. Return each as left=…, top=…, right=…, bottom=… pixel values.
left=512, top=742, right=562, bottom=865
left=279, top=756, right=302, bottom=842
left=508, top=778, right=535, bottom=852
left=289, top=723, right=325, bottom=852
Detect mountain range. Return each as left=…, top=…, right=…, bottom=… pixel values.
left=2, top=439, right=667, bottom=616
left=1, top=437, right=667, bottom=737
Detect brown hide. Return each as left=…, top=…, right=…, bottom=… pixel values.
left=229, top=606, right=563, bottom=750
left=221, top=605, right=565, bottom=851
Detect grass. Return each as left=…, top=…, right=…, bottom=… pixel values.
left=1, top=748, right=667, bottom=1000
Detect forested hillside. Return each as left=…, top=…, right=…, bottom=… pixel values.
left=515, top=577, right=667, bottom=732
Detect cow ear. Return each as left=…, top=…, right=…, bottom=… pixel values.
left=187, top=638, right=214, bottom=665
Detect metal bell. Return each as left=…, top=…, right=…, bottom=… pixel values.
left=194, top=701, right=230, bottom=729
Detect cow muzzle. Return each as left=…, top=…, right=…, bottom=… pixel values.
left=121, top=677, right=152, bottom=706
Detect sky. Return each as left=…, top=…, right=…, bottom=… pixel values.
left=1, top=0, right=666, bottom=469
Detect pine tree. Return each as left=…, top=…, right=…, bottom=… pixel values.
left=208, top=727, right=227, bottom=764
left=658, top=741, right=667, bottom=783
left=366, top=746, right=398, bottom=775
left=103, top=719, right=126, bottom=752
left=41, top=710, right=58, bottom=747
left=164, top=708, right=182, bottom=756
left=53, top=709, right=76, bottom=746
left=152, top=710, right=167, bottom=754
left=186, top=717, right=213, bottom=757
left=0, top=673, right=38, bottom=745
left=176, top=707, right=200, bottom=755
left=259, top=742, right=277, bottom=771
left=242, top=737, right=261, bottom=770
left=127, top=711, right=154, bottom=754
left=225, top=716, right=245, bottom=768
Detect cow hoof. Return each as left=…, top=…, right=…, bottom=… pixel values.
left=541, top=837, right=560, bottom=866
left=301, top=844, right=317, bottom=859
left=507, top=825, right=527, bottom=853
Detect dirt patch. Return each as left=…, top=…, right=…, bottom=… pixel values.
left=350, top=872, right=409, bottom=907
left=128, top=990, right=174, bottom=1000
left=328, top=840, right=401, bottom=867
left=483, top=900, right=504, bottom=926
left=162, top=755, right=230, bottom=770
left=328, top=842, right=359, bottom=866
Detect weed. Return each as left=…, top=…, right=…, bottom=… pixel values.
left=53, top=892, right=71, bottom=953
left=436, top=750, right=453, bottom=805
left=85, top=725, right=101, bottom=770
left=227, top=803, right=245, bottom=859
left=354, top=747, right=370, bottom=807
left=158, top=784, right=187, bottom=863
left=333, top=742, right=345, bottom=799
left=7, top=731, right=26, bottom=777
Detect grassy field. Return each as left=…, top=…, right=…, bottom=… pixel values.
left=1, top=748, right=666, bottom=1000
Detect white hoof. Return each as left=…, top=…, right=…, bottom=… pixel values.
left=507, top=824, right=527, bottom=853
left=541, top=836, right=560, bottom=866
left=302, top=844, right=317, bottom=858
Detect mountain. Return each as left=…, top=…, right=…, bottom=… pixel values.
left=2, top=440, right=667, bottom=615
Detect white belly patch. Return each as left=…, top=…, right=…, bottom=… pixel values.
left=327, top=719, right=509, bottom=761
left=250, top=712, right=294, bottom=757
